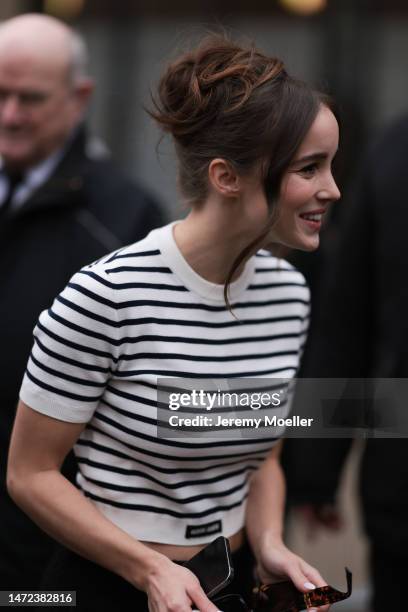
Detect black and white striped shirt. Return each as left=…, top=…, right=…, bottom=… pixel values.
left=20, top=222, right=310, bottom=545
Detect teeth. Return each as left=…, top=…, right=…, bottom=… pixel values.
left=302, top=214, right=322, bottom=221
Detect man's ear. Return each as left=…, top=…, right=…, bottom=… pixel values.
left=208, top=158, right=242, bottom=198
left=73, top=78, right=94, bottom=115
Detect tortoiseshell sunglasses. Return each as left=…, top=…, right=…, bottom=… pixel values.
left=212, top=568, right=352, bottom=612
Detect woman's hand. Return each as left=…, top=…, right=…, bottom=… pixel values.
left=257, top=537, right=330, bottom=612
left=144, top=555, right=221, bottom=612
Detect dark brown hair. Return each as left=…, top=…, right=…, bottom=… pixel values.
left=149, top=34, right=334, bottom=306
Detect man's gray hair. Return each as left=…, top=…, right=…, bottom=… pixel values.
left=69, top=30, right=90, bottom=83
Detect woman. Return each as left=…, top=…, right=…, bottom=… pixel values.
left=7, top=35, right=340, bottom=611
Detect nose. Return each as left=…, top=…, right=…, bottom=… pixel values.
left=317, top=172, right=341, bottom=203
left=0, top=94, right=23, bottom=124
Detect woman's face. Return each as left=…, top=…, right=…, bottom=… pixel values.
left=267, top=104, right=340, bottom=251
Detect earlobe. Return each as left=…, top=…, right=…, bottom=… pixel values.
left=74, top=79, right=94, bottom=111
left=208, top=158, right=241, bottom=198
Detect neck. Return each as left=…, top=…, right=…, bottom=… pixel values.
left=173, top=207, right=259, bottom=284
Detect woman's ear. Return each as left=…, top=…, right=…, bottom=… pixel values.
left=208, top=158, right=242, bottom=198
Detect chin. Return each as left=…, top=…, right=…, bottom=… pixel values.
left=289, top=235, right=320, bottom=252
left=1, top=150, right=34, bottom=169
left=0, top=147, right=28, bottom=165
left=268, top=229, right=321, bottom=253
left=304, top=238, right=320, bottom=251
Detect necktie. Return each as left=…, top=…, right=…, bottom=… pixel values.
left=0, top=170, right=23, bottom=218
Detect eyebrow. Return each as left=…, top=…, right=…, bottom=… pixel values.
left=293, top=152, right=329, bottom=164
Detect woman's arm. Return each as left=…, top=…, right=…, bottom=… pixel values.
left=245, top=441, right=285, bottom=564
left=7, top=401, right=219, bottom=612
left=245, top=441, right=330, bottom=612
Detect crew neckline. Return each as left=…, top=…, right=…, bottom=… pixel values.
left=153, top=222, right=256, bottom=304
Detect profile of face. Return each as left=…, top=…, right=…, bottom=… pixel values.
left=0, top=48, right=90, bottom=170
left=269, top=104, right=341, bottom=251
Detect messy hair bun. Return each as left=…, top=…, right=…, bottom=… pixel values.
left=152, top=36, right=286, bottom=141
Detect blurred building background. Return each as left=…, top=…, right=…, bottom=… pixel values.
left=2, top=1, right=407, bottom=610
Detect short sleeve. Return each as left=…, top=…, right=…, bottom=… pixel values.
left=19, top=268, right=120, bottom=423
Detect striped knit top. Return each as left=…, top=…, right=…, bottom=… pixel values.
left=20, top=222, right=310, bottom=545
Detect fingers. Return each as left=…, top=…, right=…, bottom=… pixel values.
left=287, top=568, right=317, bottom=593
left=301, top=563, right=327, bottom=589
left=299, top=562, right=330, bottom=612
left=187, top=582, right=220, bottom=612
left=146, top=557, right=221, bottom=612
left=279, top=558, right=319, bottom=594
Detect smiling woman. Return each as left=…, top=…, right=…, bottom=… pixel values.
left=8, top=33, right=339, bottom=612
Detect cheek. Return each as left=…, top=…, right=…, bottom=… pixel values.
left=279, top=177, right=314, bottom=213
left=35, top=104, right=71, bottom=137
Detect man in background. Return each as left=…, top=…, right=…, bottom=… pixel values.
left=0, top=13, right=163, bottom=588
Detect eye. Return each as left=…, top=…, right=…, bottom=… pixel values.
left=19, top=92, right=48, bottom=106
left=299, top=162, right=318, bottom=176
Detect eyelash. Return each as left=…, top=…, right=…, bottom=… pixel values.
left=299, top=163, right=318, bottom=176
